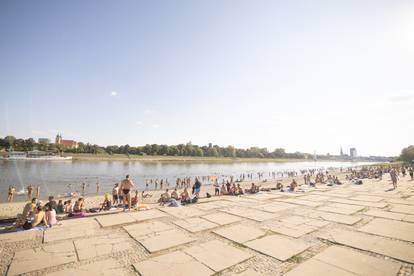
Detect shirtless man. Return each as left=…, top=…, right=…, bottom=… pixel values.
left=119, top=175, right=134, bottom=210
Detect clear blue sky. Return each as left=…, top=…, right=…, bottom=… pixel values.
left=1, top=0, right=413, bottom=156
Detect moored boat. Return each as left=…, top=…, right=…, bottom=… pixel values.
left=0, top=150, right=72, bottom=161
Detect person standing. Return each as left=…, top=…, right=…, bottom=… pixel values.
left=214, top=180, right=220, bottom=196
left=8, top=185, right=14, bottom=202
left=96, top=181, right=100, bottom=194
left=119, top=175, right=134, bottom=210
left=82, top=182, right=86, bottom=196
left=27, top=184, right=33, bottom=200
left=390, top=169, right=398, bottom=189
left=36, top=185, right=40, bottom=199
left=409, top=167, right=414, bottom=181
left=193, top=177, right=202, bottom=198
left=112, top=183, right=119, bottom=205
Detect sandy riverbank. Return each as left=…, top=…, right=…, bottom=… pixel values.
left=66, top=153, right=309, bottom=162
left=0, top=173, right=343, bottom=219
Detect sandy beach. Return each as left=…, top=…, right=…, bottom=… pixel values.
left=0, top=174, right=307, bottom=219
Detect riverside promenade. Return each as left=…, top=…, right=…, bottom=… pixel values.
left=1, top=176, right=414, bottom=275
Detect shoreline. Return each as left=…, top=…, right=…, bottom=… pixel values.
left=67, top=153, right=306, bottom=162
left=0, top=172, right=349, bottom=219
left=65, top=153, right=371, bottom=163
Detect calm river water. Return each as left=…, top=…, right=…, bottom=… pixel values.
left=0, top=160, right=374, bottom=202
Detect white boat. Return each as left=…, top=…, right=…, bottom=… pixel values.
left=0, top=150, right=72, bottom=161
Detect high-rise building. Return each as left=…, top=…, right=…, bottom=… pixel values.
left=340, top=147, right=343, bottom=156
left=350, top=148, right=357, bottom=158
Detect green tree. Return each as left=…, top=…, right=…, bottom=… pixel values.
left=24, top=138, right=35, bottom=151
left=400, top=145, right=414, bottom=163
left=207, top=147, right=219, bottom=157
left=225, top=145, right=236, bottom=158
left=3, top=136, right=16, bottom=149
left=168, top=145, right=179, bottom=156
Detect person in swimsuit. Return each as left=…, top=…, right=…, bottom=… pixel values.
left=8, top=185, right=14, bottom=202
left=119, top=175, right=134, bottom=210
left=27, top=184, right=33, bottom=200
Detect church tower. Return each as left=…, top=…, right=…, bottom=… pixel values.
left=55, top=134, right=62, bottom=145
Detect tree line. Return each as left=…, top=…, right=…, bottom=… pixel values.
left=0, top=136, right=308, bottom=159
left=399, top=145, right=414, bottom=163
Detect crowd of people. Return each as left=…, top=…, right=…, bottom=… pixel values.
left=7, top=164, right=414, bottom=231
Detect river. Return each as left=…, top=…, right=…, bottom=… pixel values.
left=0, top=160, right=375, bottom=202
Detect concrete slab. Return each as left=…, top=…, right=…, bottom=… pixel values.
left=286, top=258, right=355, bottom=276
left=316, top=203, right=365, bottom=215
left=352, top=195, right=384, bottom=202
left=213, top=224, right=266, bottom=243
left=245, top=193, right=283, bottom=201
left=194, top=201, right=227, bottom=211
left=274, top=198, right=323, bottom=207
left=323, top=191, right=353, bottom=198
left=46, top=258, right=127, bottom=276
left=59, top=217, right=97, bottom=227
left=387, top=198, right=414, bottom=205
left=138, top=229, right=196, bottom=253
left=128, top=209, right=168, bottom=221
left=286, top=246, right=400, bottom=276
left=300, top=195, right=331, bottom=202
left=44, top=220, right=100, bottom=243
left=133, top=251, right=214, bottom=276
left=329, top=198, right=387, bottom=208
left=173, top=217, right=219, bottom=233
left=244, top=235, right=310, bottom=261
left=184, top=240, right=252, bottom=272
left=300, top=210, right=362, bottom=225
left=74, top=232, right=134, bottom=260
left=363, top=209, right=414, bottom=223
left=390, top=204, right=414, bottom=215
left=7, top=240, right=77, bottom=275
left=318, top=229, right=414, bottom=264
left=95, top=212, right=136, bottom=227
left=264, top=216, right=329, bottom=238
left=222, top=207, right=279, bottom=222
left=202, top=212, right=243, bottom=225
left=359, top=218, right=414, bottom=242
left=252, top=202, right=297, bottom=213
left=0, top=230, right=39, bottom=243
left=159, top=206, right=205, bottom=218
left=123, top=220, right=173, bottom=240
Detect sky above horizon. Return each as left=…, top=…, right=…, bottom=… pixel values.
left=1, top=1, right=413, bottom=157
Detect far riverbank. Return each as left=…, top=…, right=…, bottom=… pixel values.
left=67, top=153, right=326, bottom=163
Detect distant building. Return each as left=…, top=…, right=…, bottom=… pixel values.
left=55, top=134, right=78, bottom=149
left=350, top=148, right=357, bottom=158
left=38, top=138, right=51, bottom=144
left=340, top=147, right=343, bottom=156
